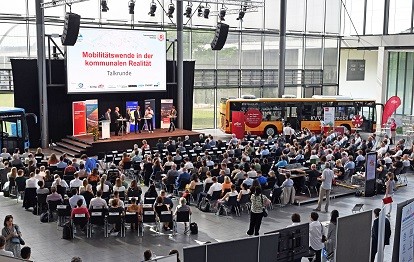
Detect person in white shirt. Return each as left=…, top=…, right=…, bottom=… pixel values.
left=377, top=142, right=388, bottom=156
left=184, top=158, right=194, bottom=170
left=51, top=174, right=68, bottom=188
left=207, top=177, right=222, bottom=196
left=392, top=145, right=403, bottom=158
left=68, top=188, right=86, bottom=208
left=113, top=178, right=126, bottom=192
left=69, top=173, right=83, bottom=188
left=383, top=153, right=393, bottom=165
left=0, top=236, right=14, bottom=257
left=314, top=163, right=334, bottom=212
left=108, top=191, right=124, bottom=208
left=309, top=212, right=324, bottom=262
left=283, top=124, right=294, bottom=143
left=97, top=176, right=110, bottom=193
left=26, top=172, right=38, bottom=188
left=0, top=148, right=11, bottom=160
left=34, top=168, right=45, bottom=183
left=89, top=190, right=108, bottom=209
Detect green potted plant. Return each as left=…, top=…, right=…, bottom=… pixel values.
left=88, top=126, right=99, bottom=141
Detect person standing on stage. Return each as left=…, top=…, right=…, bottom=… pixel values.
left=105, top=108, right=111, bottom=121
left=168, top=106, right=177, bottom=132
left=134, top=105, right=142, bottom=134
left=114, top=107, right=122, bottom=136
left=144, top=106, right=154, bottom=133
left=125, top=108, right=132, bottom=134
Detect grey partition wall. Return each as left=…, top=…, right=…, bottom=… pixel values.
left=183, top=244, right=206, bottom=262
left=207, top=237, right=260, bottom=262
left=336, top=210, right=372, bottom=262
left=183, top=233, right=279, bottom=262
left=259, top=233, right=280, bottom=262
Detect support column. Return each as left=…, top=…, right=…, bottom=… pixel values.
left=35, top=0, right=49, bottom=148
left=377, top=46, right=388, bottom=125
left=278, top=0, right=287, bottom=98
left=177, top=0, right=184, bottom=129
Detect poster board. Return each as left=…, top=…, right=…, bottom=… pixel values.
left=364, top=152, right=377, bottom=197
left=323, top=107, right=335, bottom=127
left=160, top=99, right=173, bottom=129
left=72, top=101, right=86, bottom=136
left=85, top=99, right=98, bottom=132
left=393, top=198, right=414, bottom=262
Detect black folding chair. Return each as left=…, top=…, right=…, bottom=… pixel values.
left=174, top=210, right=191, bottom=235
left=238, top=194, right=251, bottom=214
left=144, top=197, right=156, bottom=205
left=47, top=199, right=62, bottom=222
left=222, top=195, right=240, bottom=216
left=57, top=204, right=71, bottom=227
left=158, top=211, right=174, bottom=234
left=124, top=211, right=139, bottom=236
left=141, top=204, right=157, bottom=236
left=23, top=188, right=37, bottom=210
left=106, top=211, right=125, bottom=237
left=89, top=208, right=108, bottom=237
left=72, top=214, right=90, bottom=238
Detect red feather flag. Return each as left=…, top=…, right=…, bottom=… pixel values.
left=382, top=96, right=401, bottom=126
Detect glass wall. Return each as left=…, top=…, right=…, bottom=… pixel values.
left=0, top=0, right=343, bottom=129
left=387, top=52, right=414, bottom=116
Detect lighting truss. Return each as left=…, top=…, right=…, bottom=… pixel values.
left=42, top=0, right=91, bottom=8
left=210, top=6, right=258, bottom=16
left=185, top=0, right=264, bottom=8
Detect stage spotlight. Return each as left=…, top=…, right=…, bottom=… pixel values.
left=128, top=0, right=135, bottom=15
left=101, top=0, right=109, bottom=12
left=197, top=6, right=204, bottom=17
left=167, top=1, right=175, bottom=18
left=236, top=10, right=245, bottom=20
left=184, top=2, right=192, bottom=18
left=148, top=0, right=157, bottom=16
left=219, top=6, right=226, bottom=21
left=203, top=4, right=210, bottom=19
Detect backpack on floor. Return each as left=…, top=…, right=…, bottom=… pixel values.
left=40, top=211, right=53, bottom=223
left=190, top=222, right=198, bottom=234
left=62, top=222, right=73, bottom=240
left=198, top=198, right=210, bottom=212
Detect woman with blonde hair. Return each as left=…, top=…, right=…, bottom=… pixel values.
left=113, top=178, right=126, bottom=192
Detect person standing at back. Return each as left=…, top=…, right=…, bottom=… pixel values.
left=314, top=162, right=334, bottom=213
left=308, top=212, right=324, bottom=262
left=144, top=106, right=154, bottom=133
left=371, top=208, right=391, bottom=262
left=247, top=187, right=269, bottom=236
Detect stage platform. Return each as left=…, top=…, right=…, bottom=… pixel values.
left=294, top=185, right=356, bottom=206
left=53, top=129, right=203, bottom=157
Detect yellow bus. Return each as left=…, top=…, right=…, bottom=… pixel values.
left=219, top=96, right=380, bottom=136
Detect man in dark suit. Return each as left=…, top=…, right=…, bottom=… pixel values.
left=114, top=107, right=121, bottom=136
left=371, top=208, right=391, bottom=262
left=133, top=105, right=141, bottom=134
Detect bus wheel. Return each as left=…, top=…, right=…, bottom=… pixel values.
left=264, top=125, right=277, bottom=137
left=341, top=124, right=351, bottom=132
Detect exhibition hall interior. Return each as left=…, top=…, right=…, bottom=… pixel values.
left=1, top=0, right=414, bottom=261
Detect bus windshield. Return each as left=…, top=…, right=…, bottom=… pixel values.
left=0, top=108, right=29, bottom=152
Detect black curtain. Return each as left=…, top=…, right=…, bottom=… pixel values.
left=12, top=59, right=195, bottom=143
left=11, top=59, right=41, bottom=148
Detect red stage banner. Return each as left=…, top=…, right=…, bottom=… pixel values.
left=382, top=96, right=401, bottom=126
left=72, top=101, right=86, bottom=136
left=232, top=111, right=245, bottom=139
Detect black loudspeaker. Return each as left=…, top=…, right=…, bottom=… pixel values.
left=211, top=23, right=229, bottom=51
left=61, top=13, right=81, bottom=46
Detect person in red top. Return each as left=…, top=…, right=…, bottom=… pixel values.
left=71, top=199, right=90, bottom=229
left=390, top=118, right=397, bottom=145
